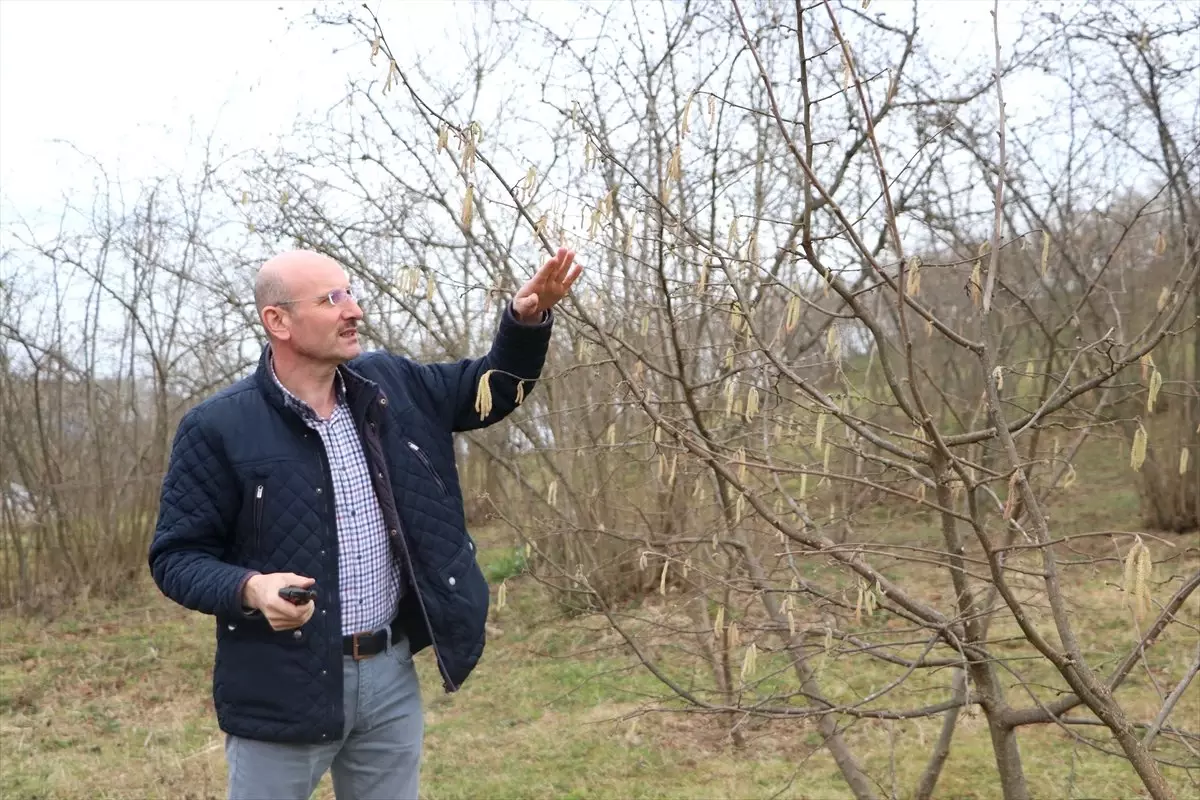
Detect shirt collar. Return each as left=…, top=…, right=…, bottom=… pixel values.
left=266, top=345, right=347, bottom=422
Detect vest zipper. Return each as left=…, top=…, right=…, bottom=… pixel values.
left=406, top=440, right=448, bottom=495
left=253, top=484, right=264, bottom=554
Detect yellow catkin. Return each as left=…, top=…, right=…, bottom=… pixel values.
left=1131, top=423, right=1148, bottom=471
left=713, top=605, right=725, bottom=641
left=906, top=256, right=921, bottom=296
left=461, top=184, right=475, bottom=228
left=1140, top=353, right=1155, bottom=382
left=497, top=580, right=507, bottom=609
left=969, top=261, right=983, bottom=306
left=667, top=145, right=682, bottom=181
left=741, top=642, right=757, bottom=679
left=1147, top=369, right=1163, bottom=413
left=730, top=302, right=743, bottom=333
left=1040, top=231, right=1050, bottom=276
left=659, top=561, right=669, bottom=595
left=1180, top=448, right=1190, bottom=475
left=786, top=295, right=801, bottom=332
left=745, top=387, right=759, bottom=422
left=1123, top=537, right=1140, bottom=597
left=728, top=621, right=740, bottom=649
left=815, top=413, right=826, bottom=450
left=1135, top=545, right=1152, bottom=619
left=461, top=127, right=477, bottom=173
left=825, top=326, right=844, bottom=362
left=474, top=369, right=494, bottom=420
left=1157, top=287, right=1170, bottom=311
left=1062, top=463, right=1077, bottom=489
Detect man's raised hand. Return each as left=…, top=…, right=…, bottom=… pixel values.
left=512, top=247, right=583, bottom=321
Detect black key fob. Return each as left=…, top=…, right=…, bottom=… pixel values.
left=279, top=585, right=317, bottom=605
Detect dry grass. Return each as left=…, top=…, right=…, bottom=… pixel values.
left=1, top=467, right=1197, bottom=799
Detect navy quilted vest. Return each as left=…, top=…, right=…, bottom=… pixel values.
left=148, top=308, right=552, bottom=743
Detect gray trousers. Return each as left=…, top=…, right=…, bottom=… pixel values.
left=225, top=633, right=423, bottom=800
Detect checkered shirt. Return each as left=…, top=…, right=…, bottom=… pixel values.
left=269, top=352, right=401, bottom=636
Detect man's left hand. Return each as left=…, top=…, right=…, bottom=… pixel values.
left=513, top=247, right=583, bottom=322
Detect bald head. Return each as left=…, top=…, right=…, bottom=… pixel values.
left=254, top=249, right=346, bottom=316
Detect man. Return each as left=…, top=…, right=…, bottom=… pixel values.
left=148, top=246, right=581, bottom=799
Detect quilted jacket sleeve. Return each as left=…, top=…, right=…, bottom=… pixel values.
left=403, top=303, right=554, bottom=433
left=148, top=406, right=256, bottom=618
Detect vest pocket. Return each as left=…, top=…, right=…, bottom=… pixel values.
left=406, top=439, right=448, bottom=495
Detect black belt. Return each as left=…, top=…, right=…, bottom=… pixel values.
left=343, top=623, right=394, bottom=660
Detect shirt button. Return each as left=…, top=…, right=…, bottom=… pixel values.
left=389, top=529, right=397, bottom=537
left=316, top=488, right=323, bottom=495
left=448, top=577, right=456, bottom=587
left=322, top=669, right=328, bottom=676
left=293, top=630, right=302, bottom=639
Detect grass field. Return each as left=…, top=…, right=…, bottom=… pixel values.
left=2, top=467, right=1197, bottom=799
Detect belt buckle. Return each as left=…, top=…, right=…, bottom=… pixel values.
left=351, top=632, right=367, bottom=661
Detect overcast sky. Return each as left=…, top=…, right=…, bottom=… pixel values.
left=0, top=0, right=457, bottom=224
left=0, top=0, right=1028, bottom=215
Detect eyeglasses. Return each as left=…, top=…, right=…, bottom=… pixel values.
left=275, top=286, right=360, bottom=307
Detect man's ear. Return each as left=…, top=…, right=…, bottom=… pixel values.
left=262, top=307, right=292, bottom=341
